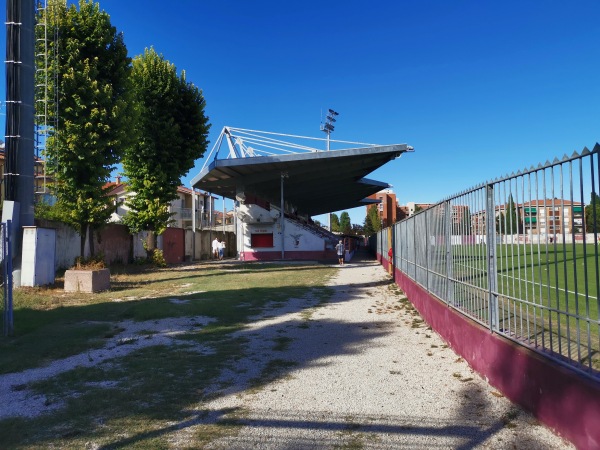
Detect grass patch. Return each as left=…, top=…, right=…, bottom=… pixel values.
left=0, top=261, right=335, bottom=448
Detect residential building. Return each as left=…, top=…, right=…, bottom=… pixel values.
left=366, top=189, right=397, bottom=227
left=365, top=190, right=436, bottom=227
left=105, top=179, right=219, bottom=230
left=471, top=198, right=584, bottom=236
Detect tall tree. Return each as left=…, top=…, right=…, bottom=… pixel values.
left=497, top=194, right=519, bottom=234
left=585, top=191, right=600, bottom=233
left=339, top=211, right=351, bottom=234
left=330, top=213, right=340, bottom=232
left=36, top=0, right=136, bottom=257
left=122, top=48, right=210, bottom=256
left=363, top=205, right=382, bottom=236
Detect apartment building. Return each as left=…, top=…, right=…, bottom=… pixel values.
left=471, top=198, right=584, bottom=236
left=366, top=189, right=397, bottom=227
left=105, top=180, right=219, bottom=230
left=365, top=189, right=436, bottom=227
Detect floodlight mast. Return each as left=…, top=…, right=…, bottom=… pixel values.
left=320, top=108, right=339, bottom=151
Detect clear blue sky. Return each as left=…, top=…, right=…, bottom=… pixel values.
left=2, top=1, right=600, bottom=226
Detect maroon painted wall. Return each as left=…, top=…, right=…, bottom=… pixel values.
left=240, top=250, right=335, bottom=262
left=162, top=227, right=185, bottom=264
left=96, top=224, right=131, bottom=265
left=393, top=268, right=600, bottom=450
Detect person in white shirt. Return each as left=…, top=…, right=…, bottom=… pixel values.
left=219, top=240, right=226, bottom=260
left=335, top=240, right=345, bottom=265
left=212, top=237, right=219, bottom=259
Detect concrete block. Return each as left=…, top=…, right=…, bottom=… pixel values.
left=64, top=268, right=110, bottom=293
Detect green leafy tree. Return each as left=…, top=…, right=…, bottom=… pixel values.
left=453, top=206, right=471, bottom=234
left=351, top=223, right=364, bottom=236
left=497, top=194, right=519, bottom=234
left=330, top=213, right=340, bottom=232
left=363, top=205, right=382, bottom=236
left=585, top=192, right=600, bottom=233
left=36, top=0, right=136, bottom=257
left=340, top=211, right=351, bottom=234
left=122, top=48, right=210, bottom=256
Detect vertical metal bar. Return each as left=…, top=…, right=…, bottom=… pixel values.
left=391, top=224, right=396, bottom=282
left=516, top=175, right=524, bottom=339
left=525, top=171, right=533, bottom=344
left=550, top=169, right=563, bottom=356
left=542, top=166, right=554, bottom=352
left=591, top=149, right=600, bottom=371
left=425, top=209, right=429, bottom=290
left=445, top=201, right=453, bottom=306
left=486, top=184, right=499, bottom=331
left=568, top=159, right=581, bottom=364
left=534, top=168, right=544, bottom=349
left=579, top=155, right=592, bottom=370
left=509, top=179, right=517, bottom=336
left=559, top=164, right=572, bottom=361
left=594, top=149, right=600, bottom=366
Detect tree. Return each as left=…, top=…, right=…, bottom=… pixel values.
left=351, top=223, right=364, bottom=236
left=363, top=205, right=382, bottom=236
left=339, top=211, right=351, bottom=234
left=585, top=192, right=600, bottom=233
left=37, top=0, right=136, bottom=257
left=122, top=48, right=210, bottom=256
left=497, top=194, right=519, bottom=234
left=330, top=213, right=340, bottom=232
left=453, top=206, right=471, bottom=234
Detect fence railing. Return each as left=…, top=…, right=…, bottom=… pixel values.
left=377, top=144, right=600, bottom=381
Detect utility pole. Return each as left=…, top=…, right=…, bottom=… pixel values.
left=4, top=0, right=36, bottom=291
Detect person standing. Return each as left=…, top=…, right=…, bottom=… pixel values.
left=212, top=237, right=220, bottom=259
left=219, top=239, right=226, bottom=260
left=336, top=239, right=345, bottom=266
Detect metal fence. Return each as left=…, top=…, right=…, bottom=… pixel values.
left=378, top=144, right=600, bottom=381
left=1, top=221, right=14, bottom=337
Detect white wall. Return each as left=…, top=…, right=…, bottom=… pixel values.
left=237, top=204, right=325, bottom=254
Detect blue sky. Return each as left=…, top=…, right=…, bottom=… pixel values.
left=2, top=1, right=600, bottom=226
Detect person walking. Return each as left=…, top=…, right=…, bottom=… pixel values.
left=336, top=239, right=345, bottom=266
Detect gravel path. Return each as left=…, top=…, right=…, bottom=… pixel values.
left=190, top=253, right=573, bottom=449
left=0, top=255, right=574, bottom=449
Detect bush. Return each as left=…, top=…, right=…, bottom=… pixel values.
left=151, top=249, right=167, bottom=268
left=73, top=254, right=106, bottom=270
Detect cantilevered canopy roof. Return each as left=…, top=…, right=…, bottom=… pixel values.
left=191, top=128, right=413, bottom=217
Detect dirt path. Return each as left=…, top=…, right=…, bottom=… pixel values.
left=183, top=252, right=573, bottom=449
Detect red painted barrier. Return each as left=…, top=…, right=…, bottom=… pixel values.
left=394, top=268, right=600, bottom=450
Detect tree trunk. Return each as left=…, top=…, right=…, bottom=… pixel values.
left=145, top=230, right=156, bottom=259
left=89, top=227, right=95, bottom=257
left=80, top=223, right=87, bottom=259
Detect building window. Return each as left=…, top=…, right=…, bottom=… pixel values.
left=251, top=233, right=274, bottom=248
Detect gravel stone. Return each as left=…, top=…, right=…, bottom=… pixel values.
left=188, top=255, right=573, bottom=449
